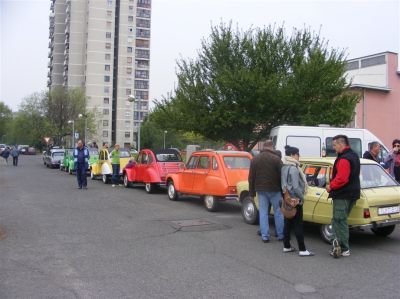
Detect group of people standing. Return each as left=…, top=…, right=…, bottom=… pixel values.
left=249, top=135, right=361, bottom=258
left=1, top=146, right=20, bottom=166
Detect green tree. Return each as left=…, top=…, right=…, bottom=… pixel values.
left=153, top=23, right=359, bottom=151
left=0, top=102, right=13, bottom=143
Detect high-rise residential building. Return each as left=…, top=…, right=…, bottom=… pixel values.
left=48, top=0, right=151, bottom=148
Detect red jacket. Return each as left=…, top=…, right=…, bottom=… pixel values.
left=330, top=146, right=351, bottom=190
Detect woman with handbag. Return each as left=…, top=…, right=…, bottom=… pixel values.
left=281, top=145, right=314, bottom=256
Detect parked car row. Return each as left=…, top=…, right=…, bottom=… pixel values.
left=43, top=147, right=400, bottom=243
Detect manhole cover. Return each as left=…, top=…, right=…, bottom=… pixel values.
left=166, top=219, right=231, bottom=232
left=294, top=283, right=316, bottom=294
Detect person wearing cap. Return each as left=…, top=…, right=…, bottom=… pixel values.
left=281, top=145, right=314, bottom=256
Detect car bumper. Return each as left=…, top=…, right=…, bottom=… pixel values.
left=351, top=218, right=400, bottom=229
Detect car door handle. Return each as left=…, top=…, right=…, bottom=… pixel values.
left=315, top=192, right=321, bottom=196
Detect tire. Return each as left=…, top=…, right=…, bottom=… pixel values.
left=241, top=196, right=259, bottom=225
left=371, top=225, right=395, bottom=237
left=90, top=170, right=96, bottom=180
left=102, top=174, right=109, bottom=184
left=204, top=195, right=218, bottom=212
left=145, top=182, right=155, bottom=194
left=123, top=174, right=130, bottom=188
left=167, top=180, right=179, bottom=201
left=320, top=224, right=335, bottom=244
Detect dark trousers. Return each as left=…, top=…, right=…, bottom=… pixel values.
left=283, top=205, right=306, bottom=251
left=332, top=199, right=355, bottom=251
left=112, top=164, right=120, bottom=184
left=76, top=163, right=87, bottom=188
left=13, top=157, right=18, bottom=166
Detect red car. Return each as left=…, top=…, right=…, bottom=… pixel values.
left=123, top=149, right=184, bottom=193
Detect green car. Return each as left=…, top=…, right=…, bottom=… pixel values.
left=60, top=149, right=74, bottom=171
left=65, top=147, right=99, bottom=174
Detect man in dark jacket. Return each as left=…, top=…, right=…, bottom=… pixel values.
left=362, top=141, right=381, bottom=162
left=249, top=140, right=283, bottom=242
left=326, top=135, right=360, bottom=258
left=73, top=140, right=90, bottom=189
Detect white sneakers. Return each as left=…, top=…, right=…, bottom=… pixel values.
left=283, top=247, right=314, bottom=256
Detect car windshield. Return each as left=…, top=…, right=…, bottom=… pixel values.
left=360, top=164, right=398, bottom=189
left=223, top=156, right=251, bottom=169
left=119, top=150, right=131, bottom=158
left=52, top=152, right=64, bottom=157
left=89, top=149, right=99, bottom=155
left=156, top=153, right=182, bottom=162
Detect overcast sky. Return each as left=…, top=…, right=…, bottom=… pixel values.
left=1, top=0, right=399, bottom=111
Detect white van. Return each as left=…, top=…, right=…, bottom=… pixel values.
left=269, top=125, right=389, bottom=161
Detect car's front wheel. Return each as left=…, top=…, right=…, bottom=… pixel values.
left=123, top=174, right=130, bottom=188
left=371, top=225, right=395, bottom=237
left=102, top=174, right=109, bottom=184
left=167, top=180, right=179, bottom=201
left=320, top=224, right=334, bottom=244
left=145, top=183, right=155, bottom=194
left=241, top=196, right=259, bottom=225
left=204, top=195, right=218, bottom=212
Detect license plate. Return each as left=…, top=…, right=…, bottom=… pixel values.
left=378, top=206, right=400, bottom=215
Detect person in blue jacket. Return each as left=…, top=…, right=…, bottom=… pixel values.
left=73, top=140, right=90, bottom=189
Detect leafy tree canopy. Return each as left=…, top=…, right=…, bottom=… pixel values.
left=152, top=23, right=359, bottom=151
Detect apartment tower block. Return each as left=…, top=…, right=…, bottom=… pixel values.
left=48, top=0, right=151, bottom=147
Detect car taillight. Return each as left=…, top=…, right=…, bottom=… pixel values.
left=363, top=209, right=371, bottom=218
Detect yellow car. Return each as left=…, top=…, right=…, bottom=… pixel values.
left=90, top=148, right=131, bottom=184
left=237, top=158, right=400, bottom=243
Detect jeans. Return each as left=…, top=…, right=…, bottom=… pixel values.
left=13, top=156, right=18, bottom=166
left=112, top=164, right=120, bottom=184
left=258, top=191, right=284, bottom=240
left=76, top=163, right=87, bottom=188
left=283, top=205, right=306, bottom=251
left=332, top=199, right=355, bottom=251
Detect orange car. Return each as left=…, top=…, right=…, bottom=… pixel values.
left=166, top=150, right=252, bottom=211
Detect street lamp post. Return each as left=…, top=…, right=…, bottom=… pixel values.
left=128, top=95, right=141, bottom=151
left=163, top=130, right=168, bottom=149
left=68, top=120, right=75, bottom=148
left=78, top=113, right=88, bottom=145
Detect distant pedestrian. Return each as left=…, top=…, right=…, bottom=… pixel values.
left=249, top=140, right=284, bottom=243
left=362, top=141, right=381, bottom=163
left=102, top=142, right=109, bottom=150
left=281, top=145, right=314, bottom=256
left=1, top=147, right=10, bottom=165
left=384, top=139, right=400, bottom=183
left=326, top=135, right=360, bottom=258
left=92, top=142, right=98, bottom=149
left=110, top=144, right=121, bottom=187
left=11, top=146, right=19, bottom=166
left=73, top=140, right=90, bottom=189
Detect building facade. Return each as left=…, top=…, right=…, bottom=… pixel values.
left=345, top=52, right=400, bottom=148
left=48, top=0, right=151, bottom=148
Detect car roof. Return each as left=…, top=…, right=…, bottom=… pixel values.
left=193, top=150, right=251, bottom=156
left=300, top=157, right=378, bottom=165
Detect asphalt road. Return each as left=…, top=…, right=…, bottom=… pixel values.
left=0, top=156, right=399, bottom=299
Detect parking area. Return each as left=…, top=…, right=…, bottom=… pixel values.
left=0, top=156, right=399, bottom=298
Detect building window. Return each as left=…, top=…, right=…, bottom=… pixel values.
left=127, top=67, right=132, bottom=75
left=126, top=78, right=132, bottom=85
left=106, top=32, right=112, bottom=38
left=346, top=61, right=359, bottom=71
left=104, top=75, right=110, bottom=82
left=103, top=109, right=109, bottom=115
left=135, top=59, right=149, bottom=68
left=129, top=5, right=134, bottom=12
left=105, top=65, right=110, bottom=71
left=107, top=0, right=112, bottom=7
left=135, top=80, right=149, bottom=89
left=127, top=57, right=132, bottom=64
left=127, top=36, right=133, bottom=43
left=103, top=120, right=109, bottom=126
left=127, top=47, right=132, bottom=53
left=135, top=70, right=149, bottom=79
left=104, top=86, right=110, bottom=93
left=136, top=39, right=150, bottom=48
left=103, top=97, right=109, bottom=104
left=125, top=111, right=131, bottom=117
left=137, top=0, right=151, bottom=9
left=360, top=55, right=386, bottom=68
left=136, top=28, right=150, bottom=38
left=107, top=10, right=112, bottom=17
left=125, top=120, right=131, bottom=128
left=135, top=90, right=148, bottom=100
left=105, top=43, right=111, bottom=50
left=105, top=53, right=111, bottom=60
left=128, top=16, right=133, bottom=22
left=136, top=18, right=151, bottom=28
left=125, top=132, right=130, bottom=138
left=103, top=130, right=109, bottom=137
left=126, top=88, right=132, bottom=95
left=137, top=8, right=151, bottom=18
left=135, top=49, right=150, bottom=59
left=107, top=21, right=112, bottom=28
